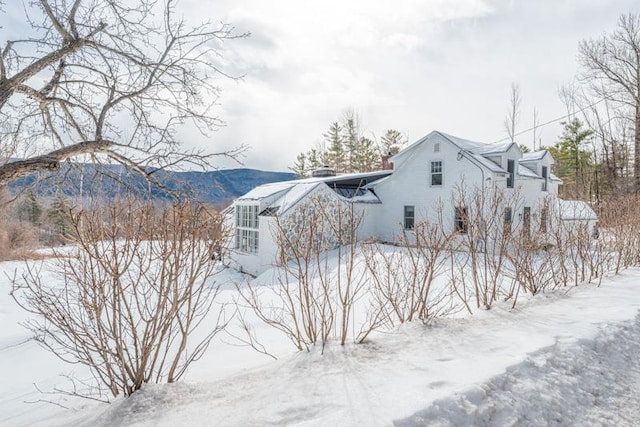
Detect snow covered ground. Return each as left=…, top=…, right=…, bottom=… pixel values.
left=2, top=258, right=640, bottom=426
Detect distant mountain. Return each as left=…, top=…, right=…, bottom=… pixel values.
left=7, top=163, right=296, bottom=206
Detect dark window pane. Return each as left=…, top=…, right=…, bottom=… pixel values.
left=507, top=159, right=515, bottom=188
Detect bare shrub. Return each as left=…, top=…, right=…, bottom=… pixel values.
left=598, top=196, right=640, bottom=273
left=237, top=192, right=378, bottom=352
left=11, top=200, right=230, bottom=398
left=0, top=187, right=43, bottom=260
left=452, top=184, right=522, bottom=309
left=363, top=211, right=455, bottom=326
left=584, top=232, right=614, bottom=285
left=502, top=197, right=617, bottom=295
left=504, top=229, right=553, bottom=296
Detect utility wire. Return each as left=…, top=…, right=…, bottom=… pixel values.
left=492, top=97, right=607, bottom=145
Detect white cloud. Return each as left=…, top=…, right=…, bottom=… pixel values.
left=4, top=0, right=638, bottom=171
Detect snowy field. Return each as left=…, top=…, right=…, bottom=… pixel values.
left=2, top=257, right=640, bottom=426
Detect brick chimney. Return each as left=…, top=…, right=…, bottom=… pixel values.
left=381, top=155, right=394, bottom=170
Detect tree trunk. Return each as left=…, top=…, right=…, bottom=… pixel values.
left=0, top=140, right=112, bottom=186
left=636, top=104, right=640, bottom=194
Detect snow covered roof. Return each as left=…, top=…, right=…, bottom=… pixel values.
left=518, top=165, right=541, bottom=179
left=435, top=131, right=484, bottom=151
left=262, top=181, right=325, bottom=215
left=239, top=181, right=298, bottom=201
left=392, top=132, right=557, bottom=180
left=521, top=150, right=548, bottom=162
left=470, top=141, right=517, bottom=155
left=427, top=132, right=507, bottom=174
left=235, top=170, right=388, bottom=217
left=468, top=153, right=506, bottom=174
left=236, top=130, right=560, bottom=217
left=559, top=200, right=598, bottom=221
left=237, top=170, right=392, bottom=202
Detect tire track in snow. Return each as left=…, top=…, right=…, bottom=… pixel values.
left=395, top=313, right=640, bottom=427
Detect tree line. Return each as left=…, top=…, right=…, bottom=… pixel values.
left=505, top=12, right=640, bottom=203
left=290, top=110, right=408, bottom=177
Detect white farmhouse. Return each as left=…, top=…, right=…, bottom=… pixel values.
left=228, top=130, right=577, bottom=276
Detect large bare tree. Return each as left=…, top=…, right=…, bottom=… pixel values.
left=0, top=0, right=245, bottom=187
left=579, top=12, right=640, bottom=193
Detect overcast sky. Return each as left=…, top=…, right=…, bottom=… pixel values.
left=5, top=0, right=639, bottom=172
left=184, top=0, right=635, bottom=172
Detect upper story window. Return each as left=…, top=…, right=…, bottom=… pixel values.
left=431, top=161, right=443, bottom=186
left=507, top=159, right=515, bottom=188
left=235, top=204, right=259, bottom=253
left=404, top=205, right=415, bottom=230
left=541, top=165, right=548, bottom=191
left=434, top=143, right=440, bottom=153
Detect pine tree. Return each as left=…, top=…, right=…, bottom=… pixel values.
left=291, top=152, right=307, bottom=178
left=379, top=129, right=407, bottom=156
left=354, top=136, right=380, bottom=172
left=289, top=113, right=409, bottom=176
left=47, top=192, right=72, bottom=239
left=324, top=122, right=346, bottom=173
left=17, top=191, right=42, bottom=225
left=307, top=148, right=322, bottom=172
left=341, top=111, right=360, bottom=172
left=548, top=119, right=594, bottom=197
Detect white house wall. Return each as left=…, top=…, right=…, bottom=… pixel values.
left=231, top=184, right=354, bottom=276
left=229, top=130, right=579, bottom=276
left=372, top=132, right=486, bottom=243
left=355, top=202, right=382, bottom=241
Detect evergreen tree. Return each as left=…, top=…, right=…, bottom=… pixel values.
left=354, top=136, right=380, bottom=172
left=548, top=119, right=595, bottom=197
left=289, top=113, right=409, bottom=176
left=16, top=191, right=42, bottom=225
left=307, top=148, right=322, bottom=171
left=341, top=111, right=360, bottom=172
left=324, top=122, right=346, bottom=173
left=291, top=152, right=307, bottom=178
left=47, top=192, right=72, bottom=239
left=379, top=129, right=407, bottom=156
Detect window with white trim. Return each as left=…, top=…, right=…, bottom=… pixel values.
left=541, top=165, right=548, bottom=191
left=404, top=205, right=415, bottom=230
left=431, top=161, right=443, bottom=186
left=235, top=204, right=259, bottom=253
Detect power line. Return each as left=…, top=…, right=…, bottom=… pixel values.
left=491, top=97, right=607, bottom=145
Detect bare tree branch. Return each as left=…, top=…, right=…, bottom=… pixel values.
left=0, top=0, right=248, bottom=189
